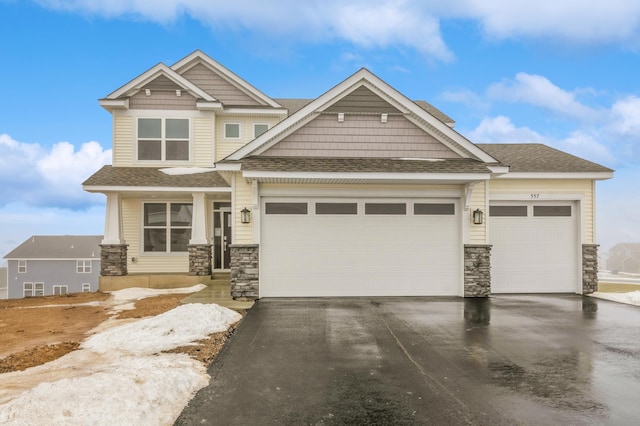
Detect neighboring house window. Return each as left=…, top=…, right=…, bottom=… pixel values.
left=82, top=283, right=91, bottom=293
left=143, top=202, right=192, bottom=253
left=18, top=260, right=26, bottom=273
left=53, top=285, right=68, bottom=295
left=77, top=259, right=92, bottom=273
left=24, top=282, right=44, bottom=297
left=254, top=123, right=268, bottom=138
left=224, top=123, right=240, bottom=139
left=138, top=118, right=189, bottom=161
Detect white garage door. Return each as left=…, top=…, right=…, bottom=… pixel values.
left=489, top=202, right=579, bottom=293
left=260, top=198, right=461, bottom=297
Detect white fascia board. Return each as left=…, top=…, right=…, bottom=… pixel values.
left=487, top=165, right=510, bottom=174
left=241, top=171, right=491, bottom=182
left=196, top=101, right=223, bottom=112
left=171, top=50, right=281, bottom=108
left=496, top=172, right=614, bottom=180
left=106, top=63, right=216, bottom=102
left=83, top=185, right=232, bottom=193
left=222, top=107, right=289, bottom=116
left=98, top=98, right=129, bottom=111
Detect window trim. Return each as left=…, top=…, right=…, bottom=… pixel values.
left=77, top=259, right=92, bottom=274
left=224, top=122, right=241, bottom=140
left=24, top=282, right=44, bottom=298
left=53, top=285, right=68, bottom=296
left=253, top=122, right=269, bottom=138
left=136, top=117, right=191, bottom=163
left=142, top=201, right=193, bottom=254
left=82, top=283, right=91, bottom=293
left=18, top=259, right=26, bottom=273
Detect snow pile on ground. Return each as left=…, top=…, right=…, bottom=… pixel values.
left=0, top=295, right=241, bottom=425
left=590, top=291, right=640, bottom=306
left=107, top=284, right=206, bottom=313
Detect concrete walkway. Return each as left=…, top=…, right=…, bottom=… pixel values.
left=180, top=274, right=254, bottom=311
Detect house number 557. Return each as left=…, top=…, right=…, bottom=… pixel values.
left=530, top=193, right=540, bottom=199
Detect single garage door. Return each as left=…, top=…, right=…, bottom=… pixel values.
left=260, top=198, right=461, bottom=297
left=489, top=202, right=579, bottom=293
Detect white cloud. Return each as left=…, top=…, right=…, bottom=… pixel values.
left=440, top=88, right=490, bottom=113
left=487, top=73, right=599, bottom=121
left=609, top=96, right=640, bottom=135
left=0, top=134, right=111, bottom=209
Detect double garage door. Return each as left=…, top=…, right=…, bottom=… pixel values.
left=260, top=198, right=461, bottom=297
left=489, top=202, right=579, bottom=293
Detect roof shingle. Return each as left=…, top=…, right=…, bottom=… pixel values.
left=83, top=166, right=230, bottom=188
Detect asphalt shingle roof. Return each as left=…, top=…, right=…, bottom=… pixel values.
left=478, top=144, right=613, bottom=173
left=4, top=235, right=102, bottom=259
left=83, top=166, right=230, bottom=188
left=240, top=157, right=492, bottom=174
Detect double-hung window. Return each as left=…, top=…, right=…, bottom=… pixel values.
left=77, top=260, right=91, bottom=273
left=138, top=118, right=189, bottom=161
left=143, top=202, right=193, bottom=253
left=18, top=260, right=26, bottom=273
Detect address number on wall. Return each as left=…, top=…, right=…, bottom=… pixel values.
left=530, top=193, right=540, bottom=199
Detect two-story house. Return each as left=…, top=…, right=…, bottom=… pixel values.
left=83, top=50, right=613, bottom=299
left=3, top=235, right=101, bottom=299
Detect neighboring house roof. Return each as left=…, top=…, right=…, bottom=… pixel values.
left=83, top=166, right=230, bottom=190
left=3, top=236, right=102, bottom=260
left=609, top=243, right=640, bottom=257
left=478, top=144, right=614, bottom=175
left=240, top=157, right=492, bottom=174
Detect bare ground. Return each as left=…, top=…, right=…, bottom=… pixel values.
left=0, top=292, right=240, bottom=374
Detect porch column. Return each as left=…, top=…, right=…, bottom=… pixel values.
left=101, top=192, right=127, bottom=276
left=582, top=244, right=599, bottom=294
left=464, top=245, right=492, bottom=297
left=189, top=192, right=212, bottom=276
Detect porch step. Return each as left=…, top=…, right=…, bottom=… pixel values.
left=181, top=277, right=254, bottom=312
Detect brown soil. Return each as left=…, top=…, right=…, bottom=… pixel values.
left=0, top=292, right=240, bottom=374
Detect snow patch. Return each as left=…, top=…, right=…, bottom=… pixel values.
left=590, top=291, right=640, bottom=306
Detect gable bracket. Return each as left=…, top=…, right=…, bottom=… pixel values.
left=463, top=182, right=478, bottom=211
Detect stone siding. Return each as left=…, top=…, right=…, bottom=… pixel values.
left=188, top=244, right=212, bottom=276
left=464, top=245, right=491, bottom=297
left=230, top=244, right=259, bottom=300
left=100, top=244, right=128, bottom=276
left=582, top=244, right=599, bottom=294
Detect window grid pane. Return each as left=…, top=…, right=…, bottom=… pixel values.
left=138, top=118, right=161, bottom=138
left=166, top=140, right=189, bottom=161
left=265, top=203, right=308, bottom=215
left=316, top=203, right=358, bottom=215
left=165, top=119, right=189, bottom=139
left=534, top=206, right=572, bottom=217
left=365, top=203, right=406, bottom=215
left=254, top=123, right=268, bottom=137
left=414, top=203, right=455, bottom=215
left=490, top=206, right=528, bottom=217
left=138, top=140, right=162, bottom=160
left=225, top=123, right=240, bottom=138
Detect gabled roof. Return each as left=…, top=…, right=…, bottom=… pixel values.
left=225, top=68, right=497, bottom=163
left=83, top=166, right=230, bottom=191
left=102, top=63, right=217, bottom=103
left=4, top=236, right=102, bottom=260
left=171, top=50, right=282, bottom=108
left=478, top=144, right=613, bottom=178
left=609, top=243, right=640, bottom=255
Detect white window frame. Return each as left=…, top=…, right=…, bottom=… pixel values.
left=18, top=259, right=26, bottom=273
left=224, top=122, right=241, bottom=139
left=82, top=283, right=91, bottom=293
left=142, top=202, right=193, bottom=254
left=24, top=282, right=44, bottom=297
left=23, top=282, right=33, bottom=297
left=53, top=285, right=68, bottom=295
left=137, top=117, right=191, bottom=162
left=77, top=259, right=92, bottom=273
left=253, top=123, right=269, bottom=138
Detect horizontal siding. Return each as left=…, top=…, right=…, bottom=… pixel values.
left=182, top=63, right=262, bottom=106
left=130, top=90, right=197, bottom=110
left=234, top=176, right=254, bottom=244
left=122, top=199, right=189, bottom=274
left=489, top=179, right=595, bottom=244
left=261, top=114, right=460, bottom=158
left=194, top=117, right=214, bottom=167
left=113, top=115, right=133, bottom=167
left=469, top=182, right=486, bottom=244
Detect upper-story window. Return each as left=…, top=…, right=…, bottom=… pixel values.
left=254, top=123, right=269, bottom=138
left=77, top=259, right=92, bottom=273
left=224, top=123, right=240, bottom=139
left=138, top=118, right=189, bottom=161
left=18, top=260, right=26, bottom=273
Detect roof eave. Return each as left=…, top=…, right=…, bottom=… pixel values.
left=495, top=171, right=614, bottom=180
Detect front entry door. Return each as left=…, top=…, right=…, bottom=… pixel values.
left=213, top=203, right=232, bottom=270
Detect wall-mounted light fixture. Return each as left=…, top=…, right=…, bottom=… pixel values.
left=472, top=208, right=484, bottom=225
left=240, top=207, right=251, bottom=224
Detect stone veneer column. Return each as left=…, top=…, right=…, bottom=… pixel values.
left=188, top=244, right=212, bottom=276
left=464, top=245, right=492, bottom=297
left=100, top=244, right=128, bottom=276
left=582, top=244, right=599, bottom=294
left=230, top=244, right=259, bottom=300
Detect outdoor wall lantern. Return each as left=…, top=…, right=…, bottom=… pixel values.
left=240, top=207, right=251, bottom=224
left=472, top=208, right=484, bottom=225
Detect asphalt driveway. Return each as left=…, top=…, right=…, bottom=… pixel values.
left=176, top=296, right=640, bottom=425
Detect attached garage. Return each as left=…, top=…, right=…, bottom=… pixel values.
left=489, top=202, right=579, bottom=293
left=259, top=197, right=462, bottom=297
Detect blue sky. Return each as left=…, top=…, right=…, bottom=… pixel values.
left=1, top=0, right=639, bottom=263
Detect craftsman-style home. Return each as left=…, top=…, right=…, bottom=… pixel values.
left=83, top=51, right=613, bottom=298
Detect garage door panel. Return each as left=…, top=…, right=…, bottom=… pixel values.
left=261, top=198, right=460, bottom=297
left=490, top=202, right=578, bottom=294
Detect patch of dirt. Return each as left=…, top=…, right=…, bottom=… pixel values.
left=0, top=292, right=241, bottom=374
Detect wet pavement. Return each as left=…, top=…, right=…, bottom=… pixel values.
left=175, top=296, right=640, bottom=425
